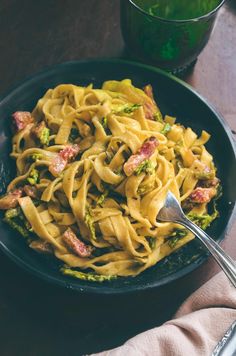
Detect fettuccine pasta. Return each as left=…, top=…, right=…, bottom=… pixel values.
left=0, top=80, right=220, bottom=281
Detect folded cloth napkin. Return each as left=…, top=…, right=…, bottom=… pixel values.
left=91, top=271, right=236, bottom=356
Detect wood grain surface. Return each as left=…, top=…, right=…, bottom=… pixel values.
left=0, top=1, right=235, bottom=355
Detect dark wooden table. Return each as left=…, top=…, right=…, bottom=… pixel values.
left=0, top=1, right=235, bottom=355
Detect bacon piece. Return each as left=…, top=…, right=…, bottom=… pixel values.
left=30, top=240, right=53, bottom=254
left=123, top=137, right=158, bottom=176
left=143, top=84, right=155, bottom=101
left=139, top=137, right=158, bottom=156
left=12, top=111, right=33, bottom=132
left=143, top=84, right=158, bottom=121
left=49, top=155, right=67, bottom=176
left=23, top=185, right=37, bottom=198
left=189, top=187, right=217, bottom=204
left=143, top=102, right=156, bottom=121
left=49, top=144, right=80, bottom=176
left=62, top=228, right=92, bottom=258
left=0, top=188, right=23, bottom=210
left=59, top=144, right=80, bottom=161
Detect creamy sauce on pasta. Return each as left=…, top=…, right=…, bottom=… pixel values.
left=2, top=79, right=219, bottom=280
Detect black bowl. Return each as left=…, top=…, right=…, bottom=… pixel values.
left=0, top=59, right=235, bottom=294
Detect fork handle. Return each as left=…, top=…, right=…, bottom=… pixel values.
left=179, top=217, right=236, bottom=288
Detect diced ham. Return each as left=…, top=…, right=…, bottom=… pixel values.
left=49, top=144, right=80, bottom=176
left=23, top=185, right=37, bottom=198
left=29, top=240, right=53, bottom=254
left=0, top=188, right=23, bottom=210
left=123, top=136, right=158, bottom=176
left=59, top=144, right=80, bottom=161
left=62, top=228, right=92, bottom=257
left=139, top=137, right=158, bottom=156
left=143, top=84, right=158, bottom=121
left=143, top=102, right=156, bottom=121
left=12, top=111, right=33, bottom=132
left=143, top=84, right=155, bottom=101
left=49, top=155, right=67, bottom=176
left=189, top=187, right=217, bottom=204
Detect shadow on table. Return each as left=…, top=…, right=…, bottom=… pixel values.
left=119, top=47, right=197, bottom=81
left=226, top=0, right=236, bottom=13
left=0, top=248, right=220, bottom=356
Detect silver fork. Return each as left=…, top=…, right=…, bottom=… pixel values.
left=157, top=191, right=236, bottom=287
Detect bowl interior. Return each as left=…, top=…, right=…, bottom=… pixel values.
left=0, top=59, right=235, bottom=294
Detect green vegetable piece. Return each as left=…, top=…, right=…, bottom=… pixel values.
left=101, top=117, right=112, bottom=135
left=39, top=127, right=50, bottom=146
left=135, top=160, right=155, bottom=175
left=147, top=237, right=156, bottom=249
left=97, top=194, right=105, bottom=206
left=167, top=228, right=188, bottom=248
left=123, top=103, right=141, bottom=114
left=168, top=236, right=179, bottom=248
left=187, top=211, right=218, bottom=230
left=3, top=217, right=29, bottom=238
left=5, top=207, right=33, bottom=232
left=31, top=153, right=42, bottom=161
left=27, top=169, right=39, bottom=185
left=114, top=167, right=123, bottom=176
left=23, top=219, right=33, bottom=232
left=5, top=208, right=20, bottom=219
left=172, top=229, right=188, bottom=238
left=85, top=207, right=96, bottom=240
left=153, top=111, right=163, bottom=123
left=138, top=181, right=155, bottom=196
left=116, top=104, right=142, bottom=114
left=187, top=187, right=220, bottom=230
left=97, top=190, right=108, bottom=206
left=215, top=184, right=222, bottom=200
left=61, top=267, right=117, bottom=282
left=101, top=116, right=108, bottom=129
left=161, top=123, right=172, bottom=135
left=194, top=171, right=215, bottom=180
left=137, top=186, right=146, bottom=195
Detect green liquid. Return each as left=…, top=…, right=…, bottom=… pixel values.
left=134, top=0, right=221, bottom=20
left=121, top=0, right=223, bottom=71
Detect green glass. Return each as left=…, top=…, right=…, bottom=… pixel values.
left=120, top=0, right=225, bottom=73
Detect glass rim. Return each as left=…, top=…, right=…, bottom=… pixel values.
left=127, top=0, right=226, bottom=23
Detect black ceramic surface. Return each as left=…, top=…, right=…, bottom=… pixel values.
left=0, top=59, right=235, bottom=294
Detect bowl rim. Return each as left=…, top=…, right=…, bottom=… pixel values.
left=126, top=0, right=226, bottom=24
left=0, top=58, right=235, bottom=294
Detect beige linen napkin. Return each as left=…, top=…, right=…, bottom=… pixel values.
left=91, top=271, right=236, bottom=356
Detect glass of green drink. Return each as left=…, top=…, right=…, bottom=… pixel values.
left=120, top=0, right=225, bottom=73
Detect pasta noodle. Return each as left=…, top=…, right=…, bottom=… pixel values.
left=0, top=80, right=220, bottom=281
